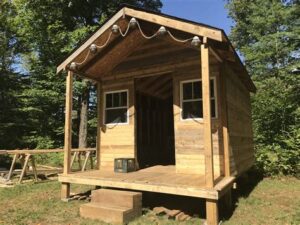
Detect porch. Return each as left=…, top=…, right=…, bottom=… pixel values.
left=58, top=165, right=234, bottom=200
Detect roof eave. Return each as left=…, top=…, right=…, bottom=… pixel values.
left=56, top=6, right=225, bottom=74
left=56, top=8, right=125, bottom=74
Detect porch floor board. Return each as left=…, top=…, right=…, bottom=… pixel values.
left=59, top=165, right=233, bottom=200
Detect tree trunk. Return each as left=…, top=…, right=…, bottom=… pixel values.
left=78, top=81, right=89, bottom=148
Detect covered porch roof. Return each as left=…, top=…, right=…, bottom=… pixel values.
left=56, top=4, right=256, bottom=92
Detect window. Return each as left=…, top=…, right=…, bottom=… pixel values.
left=104, top=90, right=128, bottom=124
left=181, top=79, right=216, bottom=120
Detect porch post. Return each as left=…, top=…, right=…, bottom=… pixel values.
left=61, top=70, right=73, bottom=200
left=201, top=43, right=218, bottom=225
left=96, top=81, right=102, bottom=169
left=201, top=43, right=214, bottom=188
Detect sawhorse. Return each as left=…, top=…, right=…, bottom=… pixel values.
left=70, top=151, right=94, bottom=171
left=6, top=153, right=38, bottom=183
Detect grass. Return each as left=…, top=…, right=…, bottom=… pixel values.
left=223, top=176, right=300, bottom=225
left=0, top=176, right=299, bottom=225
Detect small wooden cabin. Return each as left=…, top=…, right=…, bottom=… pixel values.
left=57, top=5, right=255, bottom=225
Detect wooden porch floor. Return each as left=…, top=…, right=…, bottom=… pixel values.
left=59, top=166, right=234, bottom=200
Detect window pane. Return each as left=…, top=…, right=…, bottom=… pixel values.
left=183, top=82, right=193, bottom=100
left=106, top=94, right=113, bottom=108
left=182, top=100, right=202, bottom=119
left=120, top=92, right=127, bottom=107
left=194, top=81, right=202, bottom=99
left=113, top=93, right=120, bottom=107
left=211, top=99, right=216, bottom=118
left=210, top=79, right=215, bottom=98
left=105, top=108, right=127, bottom=124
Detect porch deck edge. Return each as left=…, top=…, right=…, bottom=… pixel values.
left=58, top=174, right=222, bottom=200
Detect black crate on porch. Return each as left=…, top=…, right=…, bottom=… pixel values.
left=114, top=158, right=136, bottom=173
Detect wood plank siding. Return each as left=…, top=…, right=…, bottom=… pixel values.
left=224, top=65, right=254, bottom=176
left=96, top=39, right=225, bottom=176
left=172, top=63, right=223, bottom=177
left=99, top=80, right=135, bottom=170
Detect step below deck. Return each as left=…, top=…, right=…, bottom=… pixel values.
left=80, top=189, right=142, bottom=224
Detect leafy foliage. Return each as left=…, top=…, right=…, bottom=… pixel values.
left=226, top=0, right=300, bottom=176
left=0, top=0, right=162, bottom=151
left=0, top=1, right=27, bottom=149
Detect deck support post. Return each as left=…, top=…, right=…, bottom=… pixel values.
left=206, top=199, right=219, bottom=225
left=62, top=70, right=73, bottom=200
left=96, top=82, right=102, bottom=169
left=61, top=182, right=70, bottom=200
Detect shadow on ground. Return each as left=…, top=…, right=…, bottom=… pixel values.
left=140, top=168, right=263, bottom=221
left=219, top=168, right=264, bottom=220
left=142, top=191, right=206, bottom=218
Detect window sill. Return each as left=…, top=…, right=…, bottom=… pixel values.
left=179, top=117, right=218, bottom=123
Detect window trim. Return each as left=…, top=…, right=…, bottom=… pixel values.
left=180, top=78, right=218, bottom=121
left=103, top=89, right=129, bottom=125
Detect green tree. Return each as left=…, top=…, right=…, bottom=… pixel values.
left=12, top=0, right=162, bottom=149
left=0, top=0, right=26, bottom=149
left=226, top=0, right=300, bottom=175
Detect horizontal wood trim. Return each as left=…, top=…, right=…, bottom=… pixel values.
left=4, top=148, right=96, bottom=155
left=176, top=154, right=223, bottom=176
left=59, top=173, right=218, bottom=199
left=124, top=7, right=223, bottom=42
left=109, top=58, right=200, bottom=80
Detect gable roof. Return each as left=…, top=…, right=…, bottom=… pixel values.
left=57, top=4, right=256, bottom=92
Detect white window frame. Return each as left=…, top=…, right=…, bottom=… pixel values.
left=180, top=78, right=217, bottom=121
left=103, top=89, right=129, bottom=125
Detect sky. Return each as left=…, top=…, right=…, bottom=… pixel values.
left=161, top=0, right=234, bottom=35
